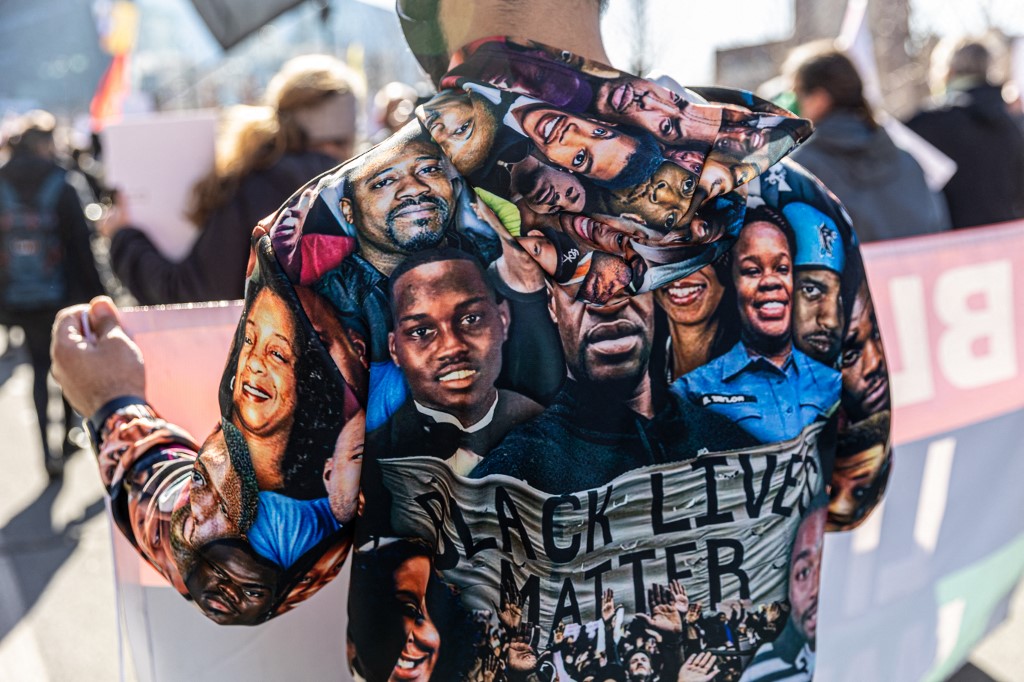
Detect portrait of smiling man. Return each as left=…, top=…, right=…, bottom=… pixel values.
left=371, top=248, right=542, bottom=474
left=593, top=74, right=722, bottom=147
left=341, top=133, right=454, bottom=276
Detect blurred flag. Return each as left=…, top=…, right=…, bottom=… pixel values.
left=837, top=0, right=957, bottom=191
left=90, top=53, right=131, bottom=132
left=90, top=0, right=139, bottom=132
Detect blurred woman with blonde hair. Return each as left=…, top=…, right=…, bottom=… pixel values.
left=106, top=54, right=363, bottom=304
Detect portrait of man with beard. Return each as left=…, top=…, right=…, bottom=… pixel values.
left=340, top=132, right=455, bottom=276
left=471, top=284, right=754, bottom=494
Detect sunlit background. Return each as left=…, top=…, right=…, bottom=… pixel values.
left=2, top=0, right=1022, bottom=132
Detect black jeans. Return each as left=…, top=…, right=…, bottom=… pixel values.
left=9, top=310, right=76, bottom=460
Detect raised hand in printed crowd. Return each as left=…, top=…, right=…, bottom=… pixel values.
left=470, top=651, right=504, bottom=682
left=498, top=574, right=525, bottom=631
left=639, top=582, right=685, bottom=633
left=670, top=579, right=690, bottom=617
left=602, top=587, right=618, bottom=624
left=679, top=652, right=721, bottom=682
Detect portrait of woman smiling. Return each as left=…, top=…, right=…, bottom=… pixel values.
left=219, top=240, right=349, bottom=500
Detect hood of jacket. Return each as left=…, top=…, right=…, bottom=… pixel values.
left=800, top=111, right=902, bottom=186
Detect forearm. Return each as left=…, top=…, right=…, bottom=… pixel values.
left=109, top=226, right=247, bottom=304
left=90, top=399, right=200, bottom=591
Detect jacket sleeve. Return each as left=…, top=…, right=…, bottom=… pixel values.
left=828, top=200, right=893, bottom=533
left=93, top=217, right=368, bottom=625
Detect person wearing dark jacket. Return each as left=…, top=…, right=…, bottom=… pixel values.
left=104, top=55, right=362, bottom=304
left=906, top=38, right=1024, bottom=229
left=786, top=44, right=951, bottom=242
left=0, top=111, right=105, bottom=477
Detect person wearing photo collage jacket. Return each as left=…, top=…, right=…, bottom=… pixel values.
left=52, top=1, right=892, bottom=680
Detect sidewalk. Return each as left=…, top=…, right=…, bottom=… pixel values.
left=0, top=332, right=119, bottom=681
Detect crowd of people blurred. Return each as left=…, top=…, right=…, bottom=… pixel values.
left=1, top=32, right=1022, bottom=490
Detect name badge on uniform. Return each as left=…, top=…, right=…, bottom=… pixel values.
left=700, top=393, right=758, bottom=406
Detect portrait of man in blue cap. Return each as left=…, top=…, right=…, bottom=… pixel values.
left=785, top=202, right=846, bottom=366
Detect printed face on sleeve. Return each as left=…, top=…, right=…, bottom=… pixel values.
left=655, top=264, right=725, bottom=327
left=714, top=123, right=766, bottom=158
left=511, top=155, right=586, bottom=214
left=829, top=443, right=886, bottom=528
left=699, top=157, right=734, bottom=200
left=558, top=212, right=651, bottom=257
left=793, top=268, right=844, bottom=364
left=732, top=221, right=793, bottom=349
left=841, top=283, right=890, bottom=420
left=580, top=252, right=635, bottom=303
left=233, top=288, right=299, bottom=438
left=296, top=286, right=369, bottom=404
left=789, top=506, right=826, bottom=647
left=186, top=429, right=245, bottom=547
left=323, top=410, right=365, bottom=524
left=420, top=89, right=499, bottom=175
left=519, top=230, right=561, bottom=276
left=606, top=161, right=699, bottom=231
left=389, top=257, right=510, bottom=427
left=594, top=76, right=715, bottom=146
left=390, top=554, right=440, bottom=682
left=514, top=104, right=646, bottom=183
left=663, top=147, right=706, bottom=176
left=186, top=540, right=279, bottom=626
left=342, top=138, right=453, bottom=260
left=282, top=539, right=350, bottom=610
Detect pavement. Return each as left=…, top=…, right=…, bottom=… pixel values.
left=0, top=325, right=1020, bottom=682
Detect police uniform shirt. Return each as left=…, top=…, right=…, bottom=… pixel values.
left=672, top=341, right=841, bottom=444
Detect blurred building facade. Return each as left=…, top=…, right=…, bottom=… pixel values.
left=0, top=0, right=109, bottom=117
left=715, top=0, right=929, bottom=117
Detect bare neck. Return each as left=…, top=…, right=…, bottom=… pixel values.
left=438, top=0, right=610, bottom=65
left=668, top=320, right=720, bottom=380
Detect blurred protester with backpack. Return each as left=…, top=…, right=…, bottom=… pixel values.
left=102, top=54, right=363, bottom=304
left=0, top=110, right=105, bottom=478
left=906, top=37, right=1024, bottom=229
left=785, top=42, right=951, bottom=243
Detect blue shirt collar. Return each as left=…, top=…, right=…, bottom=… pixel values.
left=721, top=340, right=795, bottom=381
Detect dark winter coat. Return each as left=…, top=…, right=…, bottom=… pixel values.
left=110, top=151, right=338, bottom=304
left=906, top=84, right=1024, bottom=229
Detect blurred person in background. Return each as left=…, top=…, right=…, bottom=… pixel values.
left=370, top=81, right=420, bottom=144
left=0, top=110, right=105, bottom=478
left=786, top=43, right=951, bottom=243
left=103, top=54, right=364, bottom=304
left=906, top=37, right=1024, bottom=229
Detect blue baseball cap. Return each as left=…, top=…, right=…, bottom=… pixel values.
left=784, top=202, right=845, bottom=273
